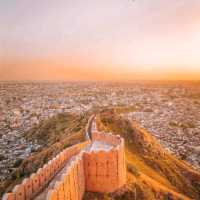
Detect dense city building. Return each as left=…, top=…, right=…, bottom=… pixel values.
left=0, top=81, right=200, bottom=181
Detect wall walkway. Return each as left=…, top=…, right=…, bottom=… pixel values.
left=3, top=116, right=126, bottom=200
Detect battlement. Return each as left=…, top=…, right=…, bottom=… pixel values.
left=3, top=116, right=126, bottom=200
left=84, top=132, right=126, bottom=193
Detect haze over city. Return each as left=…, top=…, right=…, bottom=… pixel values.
left=2, top=1, right=200, bottom=199
left=1, top=0, right=200, bottom=81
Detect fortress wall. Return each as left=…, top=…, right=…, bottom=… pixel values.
left=45, top=130, right=127, bottom=199
left=91, top=131, right=122, bottom=146
left=3, top=141, right=90, bottom=200
left=85, top=115, right=95, bottom=140
left=84, top=149, right=120, bottom=193
left=47, top=155, right=85, bottom=200
left=84, top=132, right=126, bottom=193
left=2, top=117, right=126, bottom=200
left=117, top=140, right=126, bottom=187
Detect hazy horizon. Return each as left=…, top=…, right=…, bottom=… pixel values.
left=1, top=0, right=200, bottom=81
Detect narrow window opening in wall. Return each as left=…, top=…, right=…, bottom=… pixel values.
left=106, top=160, right=109, bottom=177
left=96, top=162, right=98, bottom=177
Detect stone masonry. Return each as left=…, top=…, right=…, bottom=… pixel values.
left=2, top=116, right=126, bottom=200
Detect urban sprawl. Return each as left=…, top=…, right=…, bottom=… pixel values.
left=0, top=81, right=200, bottom=181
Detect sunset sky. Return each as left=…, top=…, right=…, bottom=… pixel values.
left=1, top=0, right=200, bottom=81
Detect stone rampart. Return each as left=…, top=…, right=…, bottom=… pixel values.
left=85, top=115, right=95, bottom=140
left=84, top=131, right=126, bottom=193
left=46, top=153, right=85, bottom=200
left=2, top=141, right=90, bottom=200
left=3, top=117, right=126, bottom=200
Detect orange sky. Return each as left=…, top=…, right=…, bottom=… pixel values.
left=1, top=0, right=200, bottom=81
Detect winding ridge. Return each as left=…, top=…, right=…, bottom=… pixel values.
left=3, top=116, right=126, bottom=200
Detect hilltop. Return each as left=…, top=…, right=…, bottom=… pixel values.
left=84, top=109, right=200, bottom=200
left=1, top=109, right=200, bottom=200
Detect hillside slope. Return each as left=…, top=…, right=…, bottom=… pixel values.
left=84, top=109, right=200, bottom=200
left=0, top=112, right=89, bottom=198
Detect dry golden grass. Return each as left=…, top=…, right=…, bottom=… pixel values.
left=85, top=109, right=200, bottom=200
left=1, top=109, right=200, bottom=200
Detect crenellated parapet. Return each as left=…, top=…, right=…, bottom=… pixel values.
left=2, top=141, right=90, bottom=200
left=84, top=131, right=126, bottom=193
left=3, top=116, right=126, bottom=200
left=46, top=153, right=86, bottom=200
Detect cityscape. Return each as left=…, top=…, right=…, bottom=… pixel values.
left=1, top=81, right=200, bottom=183
left=1, top=0, right=200, bottom=199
